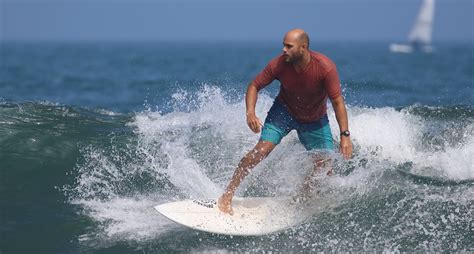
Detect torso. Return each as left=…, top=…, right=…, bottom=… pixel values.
left=273, top=51, right=340, bottom=123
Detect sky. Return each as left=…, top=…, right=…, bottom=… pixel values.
left=1, top=0, right=473, bottom=42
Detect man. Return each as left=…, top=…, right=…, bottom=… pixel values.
left=218, top=29, right=353, bottom=215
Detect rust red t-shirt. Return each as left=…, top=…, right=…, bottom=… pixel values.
left=253, top=51, right=342, bottom=123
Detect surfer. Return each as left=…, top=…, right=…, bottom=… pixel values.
left=218, top=29, right=352, bottom=215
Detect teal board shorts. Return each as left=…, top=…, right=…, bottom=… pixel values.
left=260, top=99, right=334, bottom=151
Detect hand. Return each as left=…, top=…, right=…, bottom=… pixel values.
left=246, top=112, right=263, bottom=133
left=340, top=136, right=352, bottom=160
left=217, top=194, right=234, bottom=215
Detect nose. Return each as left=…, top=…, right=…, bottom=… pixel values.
left=282, top=46, right=287, bottom=54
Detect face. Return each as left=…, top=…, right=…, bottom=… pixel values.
left=282, top=34, right=306, bottom=63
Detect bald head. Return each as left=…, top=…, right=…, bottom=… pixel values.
left=285, top=29, right=310, bottom=48
left=282, top=29, right=311, bottom=64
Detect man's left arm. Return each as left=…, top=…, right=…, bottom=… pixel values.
left=330, top=96, right=353, bottom=159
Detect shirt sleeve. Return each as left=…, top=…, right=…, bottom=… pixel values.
left=324, top=67, right=342, bottom=100
left=253, top=59, right=277, bottom=90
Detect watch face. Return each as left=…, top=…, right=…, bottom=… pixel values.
left=341, top=130, right=350, bottom=136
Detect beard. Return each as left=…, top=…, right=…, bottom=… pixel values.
left=284, top=51, right=304, bottom=64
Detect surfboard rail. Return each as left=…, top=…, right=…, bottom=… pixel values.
left=154, top=197, right=302, bottom=236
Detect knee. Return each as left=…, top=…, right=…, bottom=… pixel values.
left=247, top=148, right=268, bottom=161
left=239, top=141, right=275, bottom=168
left=313, top=158, right=331, bottom=168
left=256, top=141, right=276, bottom=156
left=253, top=143, right=275, bottom=159
left=242, top=146, right=270, bottom=165
left=314, top=160, right=325, bottom=168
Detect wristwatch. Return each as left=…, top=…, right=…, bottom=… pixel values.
left=340, top=130, right=350, bottom=137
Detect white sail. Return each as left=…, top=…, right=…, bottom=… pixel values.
left=408, top=0, right=435, bottom=45
left=389, top=0, right=435, bottom=53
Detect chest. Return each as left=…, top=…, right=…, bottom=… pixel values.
left=277, top=66, right=326, bottom=94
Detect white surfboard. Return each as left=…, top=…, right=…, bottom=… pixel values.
left=154, top=197, right=306, bottom=236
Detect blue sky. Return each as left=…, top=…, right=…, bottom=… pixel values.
left=1, top=0, right=473, bottom=42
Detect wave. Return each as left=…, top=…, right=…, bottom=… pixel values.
left=1, top=86, right=472, bottom=251
left=0, top=102, right=132, bottom=164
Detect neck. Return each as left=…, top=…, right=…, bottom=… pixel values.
left=293, top=51, right=311, bottom=71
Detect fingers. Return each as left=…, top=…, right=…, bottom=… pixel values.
left=340, top=139, right=353, bottom=160
left=247, top=117, right=263, bottom=133
left=342, top=147, right=351, bottom=160
left=249, top=121, right=257, bottom=133
left=340, top=145, right=350, bottom=159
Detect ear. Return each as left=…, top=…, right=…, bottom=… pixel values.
left=301, top=43, right=308, bottom=51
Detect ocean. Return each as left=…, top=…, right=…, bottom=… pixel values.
left=0, top=41, right=472, bottom=253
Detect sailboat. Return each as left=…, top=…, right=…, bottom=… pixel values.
left=389, top=0, right=435, bottom=53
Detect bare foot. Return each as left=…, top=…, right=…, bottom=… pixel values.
left=217, top=196, right=234, bottom=215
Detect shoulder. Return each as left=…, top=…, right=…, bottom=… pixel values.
left=264, top=54, right=287, bottom=74
left=310, top=51, right=337, bottom=73
left=268, top=54, right=286, bottom=68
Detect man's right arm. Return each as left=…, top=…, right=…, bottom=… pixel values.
left=245, top=82, right=263, bottom=133
left=245, top=57, right=278, bottom=133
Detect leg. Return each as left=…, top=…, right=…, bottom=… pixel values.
left=297, top=153, right=333, bottom=201
left=294, top=116, right=334, bottom=202
left=218, top=99, right=290, bottom=214
left=218, top=140, right=276, bottom=214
